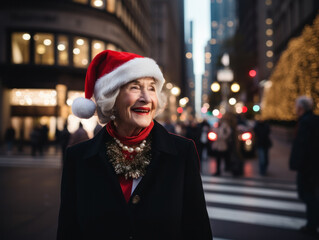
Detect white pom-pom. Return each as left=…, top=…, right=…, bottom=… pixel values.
left=72, top=97, right=96, bottom=119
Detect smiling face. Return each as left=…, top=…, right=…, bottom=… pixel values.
left=114, top=77, right=158, bottom=137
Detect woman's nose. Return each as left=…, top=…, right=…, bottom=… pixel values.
left=140, top=89, right=151, bottom=103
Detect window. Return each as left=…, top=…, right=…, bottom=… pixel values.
left=106, top=43, right=116, bottom=51
left=92, top=40, right=105, bottom=59
left=73, top=37, right=89, bottom=68
left=34, top=33, right=54, bottom=65
left=57, top=35, right=69, bottom=66
left=107, top=0, right=116, bottom=13
left=11, top=33, right=30, bottom=64
left=73, top=0, right=88, bottom=4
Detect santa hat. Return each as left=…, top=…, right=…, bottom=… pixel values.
left=72, top=50, right=165, bottom=119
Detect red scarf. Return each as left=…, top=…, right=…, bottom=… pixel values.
left=106, top=121, right=154, bottom=202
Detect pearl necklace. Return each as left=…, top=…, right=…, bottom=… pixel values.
left=114, top=138, right=147, bottom=153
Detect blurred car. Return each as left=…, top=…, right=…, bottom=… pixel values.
left=208, top=120, right=256, bottom=158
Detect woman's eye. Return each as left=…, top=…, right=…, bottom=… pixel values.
left=131, top=85, right=140, bottom=90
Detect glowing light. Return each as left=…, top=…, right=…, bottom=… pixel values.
left=249, top=70, right=257, bottom=77
left=266, top=40, right=273, bottom=47
left=43, top=39, right=52, bottom=46
left=208, top=132, right=217, bottom=141
left=94, top=42, right=102, bottom=49
left=93, top=0, right=103, bottom=7
left=231, top=83, right=240, bottom=93
left=82, top=59, right=88, bottom=65
left=212, top=109, right=220, bottom=117
left=177, top=107, right=183, bottom=114
left=171, top=87, right=181, bottom=96
left=73, top=48, right=80, bottom=55
left=242, top=106, right=248, bottom=113
left=36, top=45, right=46, bottom=55
left=22, top=33, right=31, bottom=41
left=186, top=52, right=192, bottom=59
left=57, top=44, right=66, bottom=51
left=253, top=105, right=260, bottom=112
left=205, top=52, right=211, bottom=58
left=166, top=83, right=173, bottom=89
left=266, top=50, right=274, bottom=57
left=210, top=38, right=217, bottom=45
left=76, top=39, right=84, bottom=46
left=211, top=82, right=220, bottom=92
left=179, top=98, right=188, bottom=107
left=241, top=132, right=252, bottom=141
left=266, top=18, right=273, bottom=25
left=229, top=98, right=237, bottom=105
left=201, top=107, right=208, bottom=114
left=266, top=29, right=273, bottom=36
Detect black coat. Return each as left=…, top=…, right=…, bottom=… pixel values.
left=57, top=121, right=212, bottom=240
left=289, top=111, right=319, bottom=199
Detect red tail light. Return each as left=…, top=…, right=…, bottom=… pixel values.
left=241, top=132, right=252, bottom=141
left=208, top=132, right=218, bottom=141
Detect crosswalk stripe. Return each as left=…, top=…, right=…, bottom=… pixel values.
left=205, top=192, right=305, bottom=212
left=203, top=183, right=298, bottom=199
left=201, top=175, right=296, bottom=189
left=207, top=206, right=306, bottom=230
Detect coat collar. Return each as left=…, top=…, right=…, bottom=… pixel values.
left=82, top=120, right=177, bottom=159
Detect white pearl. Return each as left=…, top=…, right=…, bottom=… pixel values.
left=123, top=146, right=129, bottom=151
left=128, top=147, right=134, bottom=153
left=119, top=143, right=123, bottom=147
left=140, top=143, right=145, bottom=148
left=135, top=147, right=141, bottom=152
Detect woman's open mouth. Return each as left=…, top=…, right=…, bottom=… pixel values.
left=131, top=107, right=151, bottom=115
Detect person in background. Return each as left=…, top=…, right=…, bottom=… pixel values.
left=198, top=119, right=210, bottom=169
left=57, top=50, right=212, bottom=239
left=4, top=125, right=15, bottom=155
left=212, top=118, right=232, bottom=176
left=289, top=96, right=319, bottom=237
left=67, top=122, right=89, bottom=147
left=253, top=115, right=272, bottom=176
left=59, top=123, right=70, bottom=164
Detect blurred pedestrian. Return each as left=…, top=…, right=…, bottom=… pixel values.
left=30, top=125, right=42, bottom=156
left=4, top=125, right=15, bottom=155
left=212, top=118, right=232, bottom=176
left=198, top=119, right=210, bottom=166
left=67, top=122, right=89, bottom=147
left=59, top=123, right=70, bottom=164
left=289, top=96, right=319, bottom=237
left=253, top=115, right=272, bottom=176
left=57, top=50, right=212, bottom=239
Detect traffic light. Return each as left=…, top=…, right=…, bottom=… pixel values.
left=249, top=70, right=257, bottom=78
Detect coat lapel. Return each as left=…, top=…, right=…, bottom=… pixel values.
left=130, top=121, right=178, bottom=198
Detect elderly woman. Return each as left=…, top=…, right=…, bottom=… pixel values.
left=57, top=50, right=212, bottom=240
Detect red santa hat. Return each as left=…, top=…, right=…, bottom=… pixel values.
left=72, top=50, right=165, bottom=119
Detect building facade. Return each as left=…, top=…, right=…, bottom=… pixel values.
left=0, top=0, right=185, bottom=143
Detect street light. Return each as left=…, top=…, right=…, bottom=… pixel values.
left=231, top=83, right=240, bottom=93
left=171, top=87, right=181, bottom=96
left=211, top=82, right=220, bottom=92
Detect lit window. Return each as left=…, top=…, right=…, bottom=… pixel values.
left=73, top=0, right=88, bottom=4
left=266, top=29, right=273, bottom=36
left=92, top=40, right=105, bottom=59
left=91, top=0, right=104, bottom=9
left=106, top=43, right=117, bottom=51
left=34, top=33, right=54, bottom=65
left=212, top=21, right=218, bottom=28
left=210, top=38, right=217, bottom=45
left=116, top=0, right=122, bottom=18
left=57, top=35, right=69, bottom=66
left=11, top=32, right=30, bottom=64
left=266, top=40, right=273, bottom=47
left=73, top=37, right=88, bottom=68
left=227, top=21, right=234, bottom=27
left=266, top=50, right=273, bottom=58
left=11, top=89, right=57, bottom=106
left=107, top=0, right=116, bottom=13
left=186, top=52, right=192, bottom=59
left=265, top=18, right=273, bottom=25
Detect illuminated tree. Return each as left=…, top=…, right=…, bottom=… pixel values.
left=262, top=14, right=319, bottom=121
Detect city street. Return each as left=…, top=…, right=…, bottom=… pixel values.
left=0, top=129, right=316, bottom=240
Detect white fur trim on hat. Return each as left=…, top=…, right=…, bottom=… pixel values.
left=94, top=57, right=165, bottom=100
left=72, top=97, right=96, bottom=119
